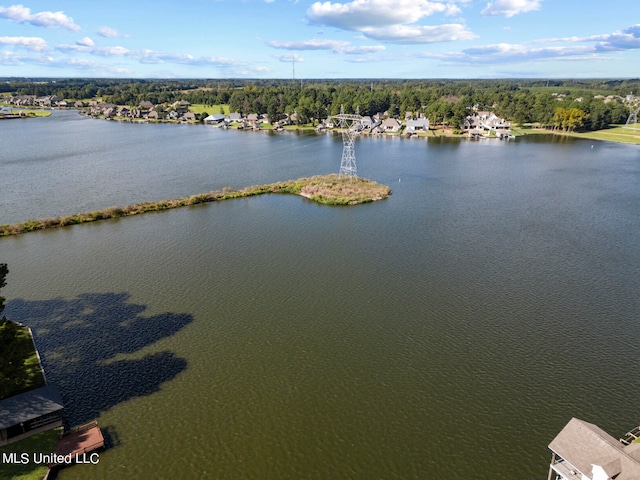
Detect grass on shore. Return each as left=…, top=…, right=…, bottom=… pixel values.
left=0, top=321, right=46, bottom=399
left=188, top=103, right=230, bottom=115
left=0, top=175, right=391, bottom=237
left=0, top=428, right=62, bottom=480
left=0, top=108, right=52, bottom=117
left=519, top=125, right=640, bottom=145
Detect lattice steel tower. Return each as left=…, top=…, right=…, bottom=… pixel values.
left=625, top=95, right=640, bottom=130
left=330, top=106, right=363, bottom=180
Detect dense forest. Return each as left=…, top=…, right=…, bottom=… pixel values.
left=2, top=78, right=638, bottom=131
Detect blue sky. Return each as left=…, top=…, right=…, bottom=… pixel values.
left=1, top=0, right=639, bottom=78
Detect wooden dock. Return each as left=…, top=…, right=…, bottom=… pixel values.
left=49, top=421, right=104, bottom=467
left=620, top=425, right=640, bottom=445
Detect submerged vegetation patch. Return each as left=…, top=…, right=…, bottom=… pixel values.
left=0, top=175, right=391, bottom=237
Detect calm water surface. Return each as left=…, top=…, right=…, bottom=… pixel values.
left=2, top=111, right=640, bottom=479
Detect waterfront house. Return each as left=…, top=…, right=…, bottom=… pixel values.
left=146, top=110, right=163, bottom=120
left=406, top=118, right=430, bottom=133
left=379, top=118, right=402, bottom=133
left=548, top=417, right=640, bottom=479
left=204, top=113, right=226, bottom=124
left=0, top=321, right=64, bottom=446
left=172, top=100, right=191, bottom=112
left=138, top=101, right=154, bottom=112
left=463, top=111, right=511, bottom=134
left=117, top=106, right=130, bottom=117
left=0, top=385, right=63, bottom=446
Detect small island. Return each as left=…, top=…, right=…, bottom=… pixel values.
left=0, top=175, right=391, bottom=237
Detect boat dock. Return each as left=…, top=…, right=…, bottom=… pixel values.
left=49, top=421, right=104, bottom=468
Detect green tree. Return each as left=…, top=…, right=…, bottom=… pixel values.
left=554, top=107, right=586, bottom=131
left=0, top=264, right=38, bottom=399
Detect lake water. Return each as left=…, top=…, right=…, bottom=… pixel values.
left=2, top=111, right=640, bottom=479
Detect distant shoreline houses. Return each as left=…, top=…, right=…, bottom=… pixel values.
left=2, top=94, right=517, bottom=138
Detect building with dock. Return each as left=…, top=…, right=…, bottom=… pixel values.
left=548, top=418, right=640, bottom=480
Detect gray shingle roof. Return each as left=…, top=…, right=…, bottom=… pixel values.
left=0, top=385, right=63, bottom=429
left=549, top=418, right=640, bottom=479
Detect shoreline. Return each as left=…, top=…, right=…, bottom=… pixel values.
left=85, top=112, right=640, bottom=146
left=14, top=107, right=638, bottom=145
left=0, top=175, right=391, bottom=237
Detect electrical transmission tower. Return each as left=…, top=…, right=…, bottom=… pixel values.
left=329, top=106, right=363, bottom=180
left=624, top=95, right=640, bottom=130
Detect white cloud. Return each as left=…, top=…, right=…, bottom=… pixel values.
left=419, top=24, right=640, bottom=66
left=308, top=0, right=459, bottom=29
left=0, top=4, right=80, bottom=31
left=361, top=23, right=475, bottom=43
left=341, top=44, right=386, bottom=54
left=273, top=53, right=305, bottom=62
left=481, top=0, right=541, bottom=17
left=0, top=35, right=47, bottom=51
left=269, top=39, right=350, bottom=50
left=57, top=44, right=130, bottom=57
left=97, top=26, right=121, bottom=38
left=55, top=41, right=260, bottom=74
left=268, top=38, right=386, bottom=55
left=590, top=24, right=640, bottom=52
left=306, top=0, right=471, bottom=45
left=76, top=37, right=94, bottom=47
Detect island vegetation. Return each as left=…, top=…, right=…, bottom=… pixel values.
left=0, top=175, right=391, bottom=237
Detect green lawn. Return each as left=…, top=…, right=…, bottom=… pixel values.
left=519, top=125, right=640, bottom=145
left=0, top=428, right=61, bottom=480
left=188, top=103, right=229, bottom=115
left=0, top=321, right=46, bottom=400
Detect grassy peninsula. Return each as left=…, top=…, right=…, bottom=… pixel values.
left=0, top=175, right=391, bottom=237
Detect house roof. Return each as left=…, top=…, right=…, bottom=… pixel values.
left=407, top=119, right=429, bottom=127
left=205, top=114, right=225, bottom=122
left=550, top=418, right=640, bottom=479
left=381, top=118, right=401, bottom=127
left=0, top=385, right=63, bottom=429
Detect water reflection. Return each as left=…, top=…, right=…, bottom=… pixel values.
left=7, top=293, right=191, bottom=426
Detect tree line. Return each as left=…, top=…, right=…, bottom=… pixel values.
left=2, top=77, right=638, bottom=131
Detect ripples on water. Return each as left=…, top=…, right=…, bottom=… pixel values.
left=2, top=112, right=640, bottom=479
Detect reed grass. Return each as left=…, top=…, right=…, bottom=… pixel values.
left=0, top=175, right=391, bottom=237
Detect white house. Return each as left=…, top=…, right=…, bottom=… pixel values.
left=204, top=114, right=226, bottom=124
left=549, top=418, right=640, bottom=480
left=405, top=118, right=430, bottom=132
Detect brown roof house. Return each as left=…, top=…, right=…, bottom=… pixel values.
left=548, top=417, right=640, bottom=480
